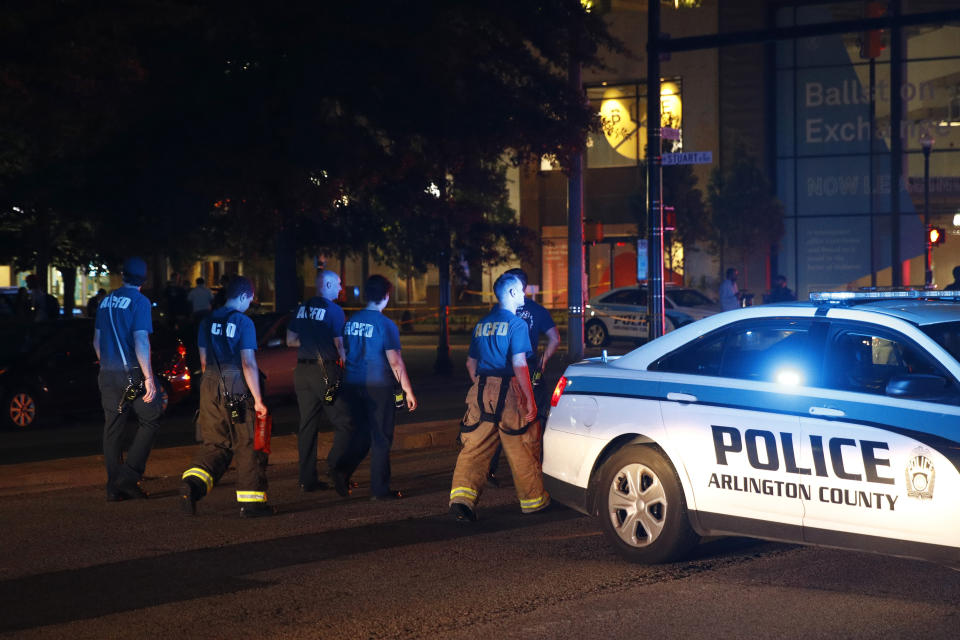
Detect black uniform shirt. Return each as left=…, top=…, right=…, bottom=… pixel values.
left=289, top=296, right=345, bottom=362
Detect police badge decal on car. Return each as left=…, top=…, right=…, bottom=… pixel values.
left=905, top=447, right=935, bottom=501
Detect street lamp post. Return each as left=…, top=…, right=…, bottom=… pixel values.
left=921, top=134, right=934, bottom=286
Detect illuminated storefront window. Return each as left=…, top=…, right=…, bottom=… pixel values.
left=776, top=2, right=960, bottom=294
left=581, top=79, right=684, bottom=169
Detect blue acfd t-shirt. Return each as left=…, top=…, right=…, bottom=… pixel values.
left=342, top=309, right=402, bottom=387
left=289, top=296, right=345, bottom=362
left=198, top=307, right=257, bottom=369
left=95, top=286, right=153, bottom=371
left=468, top=307, right=532, bottom=377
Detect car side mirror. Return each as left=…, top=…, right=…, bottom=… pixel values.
left=266, top=338, right=283, bottom=348
left=885, top=373, right=947, bottom=398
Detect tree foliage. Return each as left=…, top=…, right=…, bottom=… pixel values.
left=707, top=144, right=784, bottom=269
left=0, top=0, right=620, bottom=305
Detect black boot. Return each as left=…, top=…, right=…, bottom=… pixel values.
left=179, top=478, right=204, bottom=516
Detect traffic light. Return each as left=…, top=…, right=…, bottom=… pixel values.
left=928, top=226, right=946, bottom=247
left=859, top=1, right=886, bottom=59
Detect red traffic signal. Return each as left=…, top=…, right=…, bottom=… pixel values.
left=928, top=226, right=946, bottom=246
left=859, top=1, right=886, bottom=59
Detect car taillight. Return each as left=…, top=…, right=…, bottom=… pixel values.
left=550, top=376, right=569, bottom=407
left=177, top=343, right=187, bottom=358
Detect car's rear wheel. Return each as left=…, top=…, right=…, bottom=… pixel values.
left=6, top=391, right=39, bottom=429
left=585, top=320, right=609, bottom=347
left=597, top=445, right=699, bottom=563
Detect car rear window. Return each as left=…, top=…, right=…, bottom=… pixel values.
left=920, top=321, right=960, bottom=365
left=668, top=289, right=714, bottom=307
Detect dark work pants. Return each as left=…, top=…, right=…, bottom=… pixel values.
left=341, top=384, right=396, bottom=497
left=294, top=363, right=353, bottom=486
left=99, top=369, right=162, bottom=494
left=185, top=369, right=267, bottom=500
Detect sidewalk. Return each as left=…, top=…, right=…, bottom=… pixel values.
left=0, top=420, right=461, bottom=497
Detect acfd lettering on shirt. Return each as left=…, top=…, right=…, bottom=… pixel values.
left=474, top=321, right=510, bottom=337
left=344, top=321, right=375, bottom=338
left=297, top=306, right=327, bottom=321
left=210, top=320, right=238, bottom=338
left=100, top=296, right=131, bottom=310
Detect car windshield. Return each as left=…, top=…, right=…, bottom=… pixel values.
left=920, top=321, right=960, bottom=365
left=668, top=289, right=714, bottom=307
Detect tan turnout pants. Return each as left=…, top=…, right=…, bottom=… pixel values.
left=449, top=375, right=549, bottom=514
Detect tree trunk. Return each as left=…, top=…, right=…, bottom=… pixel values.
left=434, top=239, right=453, bottom=374
left=62, top=267, right=77, bottom=318
left=275, top=218, right=298, bottom=313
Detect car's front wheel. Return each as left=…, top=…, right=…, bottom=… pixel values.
left=596, top=445, right=699, bottom=563
left=6, top=390, right=39, bottom=429
left=585, top=320, right=609, bottom=347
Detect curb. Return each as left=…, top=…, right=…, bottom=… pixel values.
left=0, top=420, right=461, bottom=497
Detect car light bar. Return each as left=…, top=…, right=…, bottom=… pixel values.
left=810, top=289, right=960, bottom=303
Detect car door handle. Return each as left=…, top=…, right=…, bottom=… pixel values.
left=809, top=406, right=845, bottom=417
left=667, top=392, right=698, bottom=403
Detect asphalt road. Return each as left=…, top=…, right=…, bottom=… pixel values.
left=2, top=446, right=959, bottom=639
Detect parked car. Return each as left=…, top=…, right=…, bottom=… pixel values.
left=545, top=289, right=960, bottom=567
left=584, top=285, right=720, bottom=347
left=1, top=319, right=191, bottom=429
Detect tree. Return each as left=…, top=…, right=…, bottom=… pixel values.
left=0, top=1, right=620, bottom=316
left=707, top=143, right=784, bottom=288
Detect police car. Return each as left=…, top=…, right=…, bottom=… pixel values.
left=585, top=286, right=719, bottom=347
left=544, top=290, right=960, bottom=567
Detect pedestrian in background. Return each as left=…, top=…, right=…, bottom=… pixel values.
left=187, top=277, right=214, bottom=321
left=944, top=266, right=960, bottom=291
left=340, top=275, right=417, bottom=501
left=449, top=271, right=549, bottom=522
left=719, top=267, right=741, bottom=311
left=13, top=287, right=31, bottom=321
left=286, top=270, right=354, bottom=495
left=766, top=274, right=796, bottom=303
left=212, top=274, right=230, bottom=309
left=180, top=276, right=272, bottom=517
left=93, top=257, right=162, bottom=501
left=25, top=274, right=59, bottom=321
left=486, top=267, right=559, bottom=487
left=86, top=288, right=106, bottom=318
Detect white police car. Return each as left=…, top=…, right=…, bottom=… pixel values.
left=544, top=290, right=960, bottom=566
left=585, top=286, right=719, bottom=347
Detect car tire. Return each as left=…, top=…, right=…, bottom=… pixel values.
left=585, top=320, right=609, bottom=347
left=596, top=444, right=699, bottom=563
left=5, top=390, right=39, bottom=429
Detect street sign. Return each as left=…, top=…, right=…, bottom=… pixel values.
left=662, top=127, right=680, bottom=141
left=637, top=239, right=648, bottom=280
left=662, top=151, right=712, bottom=165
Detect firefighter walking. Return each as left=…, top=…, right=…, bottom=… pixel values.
left=449, top=272, right=550, bottom=522
left=179, top=276, right=273, bottom=517
left=286, top=269, right=354, bottom=495
left=93, top=257, right=162, bottom=501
